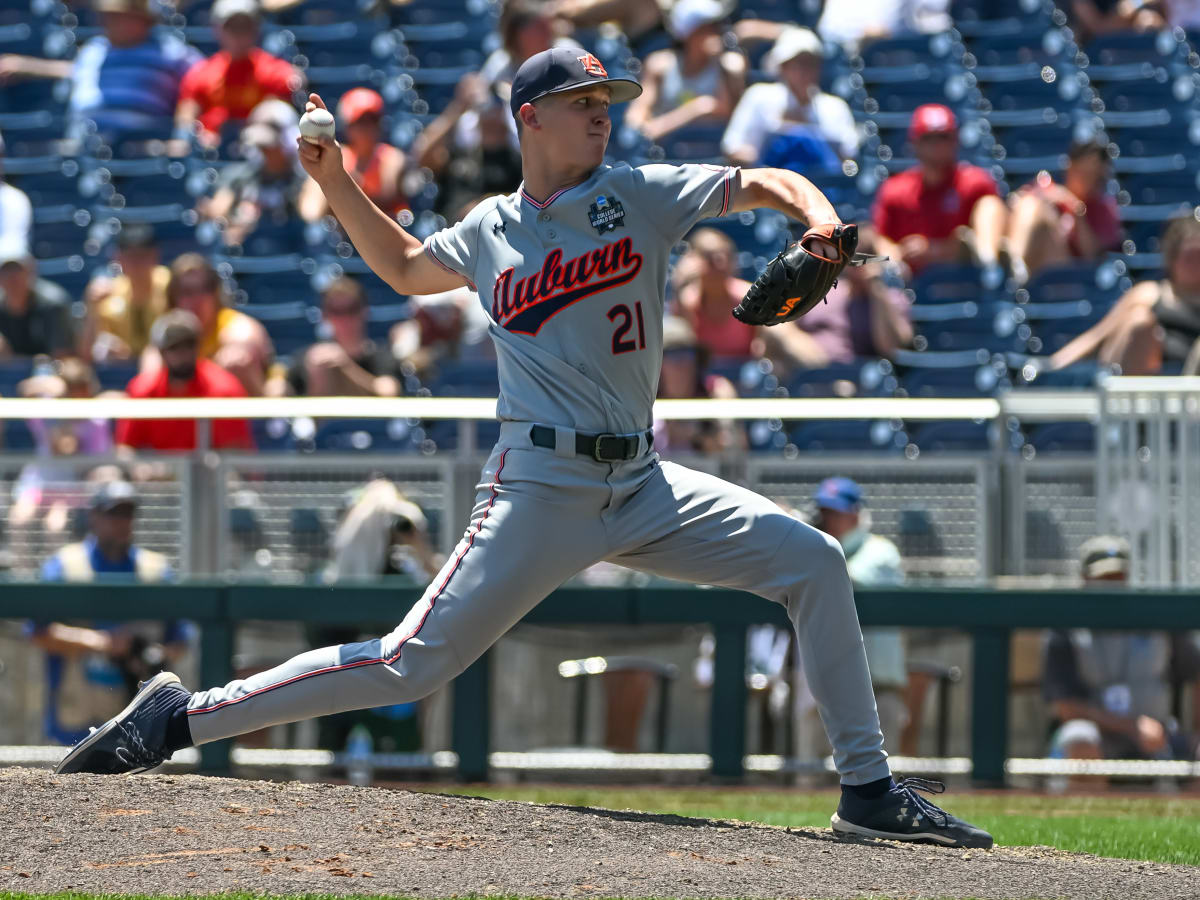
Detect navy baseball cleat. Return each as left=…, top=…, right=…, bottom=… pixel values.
left=831, top=777, right=994, bottom=849
left=55, top=671, right=191, bottom=775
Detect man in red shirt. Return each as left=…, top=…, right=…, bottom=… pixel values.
left=174, top=0, right=301, bottom=147
left=1005, top=137, right=1123, bottom=285
left=116, top=310, right=255, bottom=452
left=872, top=104, right=1008, bottom=280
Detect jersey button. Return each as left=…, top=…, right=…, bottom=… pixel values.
left=578, top=364, right=587, bottom=374
left=537, top=213, right=550, bottom=222
left=547, top=228, right=557, bottom=238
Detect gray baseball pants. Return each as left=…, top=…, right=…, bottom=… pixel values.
left=186, top=423, right=890, bottom=785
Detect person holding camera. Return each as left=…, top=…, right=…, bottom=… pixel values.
left=26, top=479, right=192, bottom=745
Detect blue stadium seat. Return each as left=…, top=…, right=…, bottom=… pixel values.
left=790, top=419, right=905, bottom=452
left=220, top=254, right=318, bottom=304
left=3, top=154, right=81, bottom=206
left=913, top=420, right=993, bottom=452
left=786, top=362, right=873, bottom=398
left=1028, top=421, right=1095, bottom=452
left=860, top=34, right=959, bottom=69
left=251, top=417, right=297, bottom=452
left=1122, top=169, right=1200, bottom=206
left=314, top=417, right=424, bottom=452
left=901, top=363, right=1007, bottom=396
left=94, top=362, right=138, bottom=392
left=910, top=264, right=994, bottom=306
left=31, top=204, right=93, bottom=260
left=657, top=123, right=725, bottom=163
left=245, top=300, right=317, bottom=356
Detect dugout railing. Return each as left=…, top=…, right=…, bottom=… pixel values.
left=2, top=581, right=1200, bottom=787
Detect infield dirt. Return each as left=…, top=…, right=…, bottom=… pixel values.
left=0, top=767, right=1194, bottom=899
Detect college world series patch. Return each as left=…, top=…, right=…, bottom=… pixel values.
left=588, top=195, right=625, bottom=233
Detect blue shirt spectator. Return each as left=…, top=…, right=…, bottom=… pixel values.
left=26, top=480, right=190, bottom=745
left=69, top=0, right=201, bottom=139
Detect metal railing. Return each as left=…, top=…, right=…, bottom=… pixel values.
left=0, top=392, right=1104, bottom=580
left=3, top=582, right=1199, bottom=787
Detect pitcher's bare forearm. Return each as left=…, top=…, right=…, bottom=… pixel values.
left=321, top=170, right=419, bottom=282
left=729, top=168, right=840, bottom=226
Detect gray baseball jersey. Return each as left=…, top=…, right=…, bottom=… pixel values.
left=422, top=162, right=735, bottom=434
left=182, top=161, right=890, bottom=787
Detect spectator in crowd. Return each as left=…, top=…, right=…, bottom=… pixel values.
left=299, top=88, right=409, bottom=225
left=1042, top=535, right=1196, bottom=789
left=153, top=252, right=274, bottom=395
left=28, top=478, right=190, bottom=746
left=389, top=200, right=495, bottom=375
left=265, top=276, right=402, bottom=398
left=816, top=0, right=951, bottom=50
left=1067, top=0, right=1165, bottom=43
left=624, top=0, right=745, bottom=144
left=764, top=232, right=912, bottom=371
left=10, top=358, right=113, bottom=538
left=653, top=315, right=743, bottom=455
left=117, top=309, right=255, bottom=452
left=671, top=227, right=756, bottom=360
left=82, top=223, right=169, bottom=363
left=481, top=0, right=578, bottom=96
left=1050, top=215, right=1200, bottom=376
left=551, top=0, right=666, bottom=52
left=0, top=239, right=76, bottom=359
left=0, top=130, right=32, bottom=248
left=804, top=477, right=909, bottom=753
left=0, top=0, right=201, bottom=142
left=721, top=27, right=858, bottom=173
left=174, top=0, right=302, bottom=149
left=872, top=104, right=1008, bottom=279
left=307, top=479, right=439, bottom=753
left=1005, top=138, right=1122, bottom=285
left=197, top=110, right=305, bottom=254
left=329, top=479, right=439, bottom=583
left=411, top=76, right=523, bottom=218
left=390, top=283, right=495, bottom=376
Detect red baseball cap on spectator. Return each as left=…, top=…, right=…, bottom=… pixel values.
left=909, top=104, right=958, bottom=142
left=338, top=88, right=384, bottom=125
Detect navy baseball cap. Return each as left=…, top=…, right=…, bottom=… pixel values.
left=90, top=480, right=139, bottom=512
left=509, top=47, right=642, bottom=118
left=814, top=477, right=863, bottom=512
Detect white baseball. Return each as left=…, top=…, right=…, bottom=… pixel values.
left=298, top=108, right=335, bottom=143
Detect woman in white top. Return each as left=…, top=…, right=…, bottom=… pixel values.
left=624, top=0, right=745, bottom=144
left=721, top=26, right=858, bottom=172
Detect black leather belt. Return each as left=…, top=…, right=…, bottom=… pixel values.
left=529, top=425, right=653, bottom=462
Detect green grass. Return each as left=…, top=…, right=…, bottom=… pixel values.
left=423, top=785, right=1200, bottom=867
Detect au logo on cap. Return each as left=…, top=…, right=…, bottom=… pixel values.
left=578, top=53, right=608, bottom=77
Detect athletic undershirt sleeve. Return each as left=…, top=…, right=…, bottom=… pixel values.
left=633, top=163, right=738, bottom=244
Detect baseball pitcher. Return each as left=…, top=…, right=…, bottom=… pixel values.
left=56, top=48, right=991, bottom=849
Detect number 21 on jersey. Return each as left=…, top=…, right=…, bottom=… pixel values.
left=607, top=301, right=646, bottom=355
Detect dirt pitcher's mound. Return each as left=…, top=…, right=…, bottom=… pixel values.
left=0, top=768, right=1193, bottom=900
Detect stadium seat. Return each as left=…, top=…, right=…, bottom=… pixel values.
left=313, top=417, right=424, bottom=452
left=786, top=362, right=872, bottom=398
left=31, top=204, right=94, bottom=260
left=244, top=300, right=317, bottom=356
left=3, top=154, right=81, bottom=207
left=901, top=363, right=1007, bottom=397
left=790, top=419, right=905, bottom=452
left=910, top=264, right=995, bottom=306
left=221, top=254, right=319, bottom=305
left=912, top=420, right=993, bottom=452
left=1028, top=421, right=1095, bottom=452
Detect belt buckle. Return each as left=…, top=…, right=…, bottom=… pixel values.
left=592, top=433, right=624, bottom=462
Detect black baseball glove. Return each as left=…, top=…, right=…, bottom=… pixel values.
left=732, top=223, right=878, bottom=327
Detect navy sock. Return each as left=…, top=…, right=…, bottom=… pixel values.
left=841, top=776, right=894, bottom=799
left=164, top=701, right=194, bottom=754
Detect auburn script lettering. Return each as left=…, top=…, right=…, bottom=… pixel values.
left=492, top=237, right=643, bottom=336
